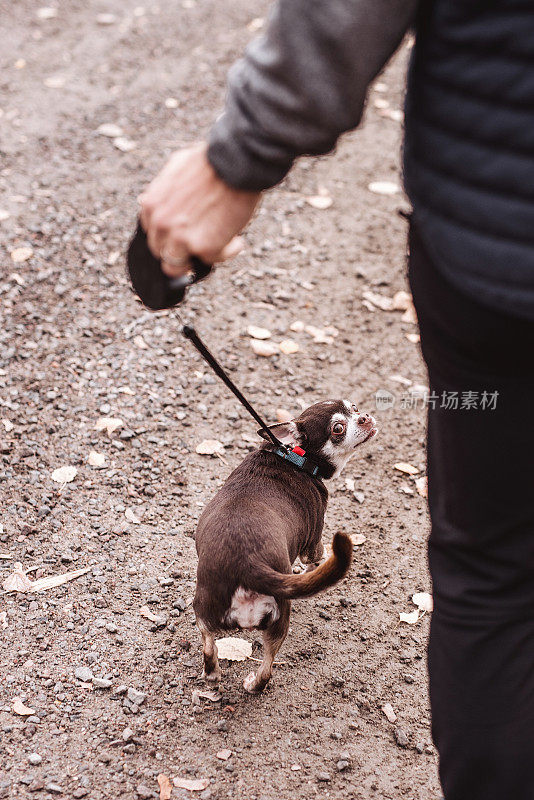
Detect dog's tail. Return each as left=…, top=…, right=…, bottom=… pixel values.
left=253, top=532, right=353, bottom=600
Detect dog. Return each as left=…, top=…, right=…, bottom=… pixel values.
left=193, top=399, right=377, bottom=693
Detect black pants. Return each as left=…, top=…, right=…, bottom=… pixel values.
left=408, top=224, right=534, bottom=800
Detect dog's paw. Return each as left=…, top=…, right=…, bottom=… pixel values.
left=202, top=669, right=221, bottom=686
left=243, top=671, right=262, bottom=694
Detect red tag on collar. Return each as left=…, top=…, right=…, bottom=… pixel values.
left=292, top=446, right=306, bottom=457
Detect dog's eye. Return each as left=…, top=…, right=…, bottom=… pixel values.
left=332, top=421, right=346, bottom=436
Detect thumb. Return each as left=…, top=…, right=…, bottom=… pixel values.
left=214, top=236, right=245, bottom=263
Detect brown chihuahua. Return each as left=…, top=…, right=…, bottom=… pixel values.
left=193, top=399, right=377, bottom=693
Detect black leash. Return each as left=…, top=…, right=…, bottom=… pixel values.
left=182, top=325, right=286, bottom=450
left=126, top=220, right=329, bottom=475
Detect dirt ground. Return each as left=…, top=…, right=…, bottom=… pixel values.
left=1, top=2, right=441, bottom=799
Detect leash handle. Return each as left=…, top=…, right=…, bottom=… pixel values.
left=182, top=325, right=285, bottom=450
left=127, top=221, right=212, bottom=311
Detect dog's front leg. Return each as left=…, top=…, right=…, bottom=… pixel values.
left=243, top=600, right=290, bottom=694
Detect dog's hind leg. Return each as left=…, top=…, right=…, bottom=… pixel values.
left=243, top=600, right=290, bottom=694
left=198, top=622, right=221, bottom=686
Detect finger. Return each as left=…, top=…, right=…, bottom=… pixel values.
left=213, top=236, right=245, bottom=263
left=161, top=259, right=191, bottom=278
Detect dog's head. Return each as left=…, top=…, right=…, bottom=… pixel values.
left=260, top=399, right=378, bottom=479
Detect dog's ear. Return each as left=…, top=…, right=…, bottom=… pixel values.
left=258, top=421, right=302, bottom=447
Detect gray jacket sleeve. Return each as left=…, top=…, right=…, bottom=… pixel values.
left=207, top=0, right=417, bottom=192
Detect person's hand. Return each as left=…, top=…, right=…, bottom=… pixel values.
left=139, top=143, right=261, bottom=277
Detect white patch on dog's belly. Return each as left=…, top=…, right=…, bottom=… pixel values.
left=225, top=588, right=279, bottom=630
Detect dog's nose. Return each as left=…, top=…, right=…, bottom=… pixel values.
left=358, top=414, right=370, bottom=426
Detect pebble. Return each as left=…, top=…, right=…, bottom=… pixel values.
left=216, top=720, right=228, bottom=732
left=317, top=772, right=331, bottom=782
left=92, top=677, right=112, bottom=689
left=45, top=783, right=64, bottom=794
left=122, top=727, right=134, bottom=742
left=394, top=727, right=409, bottom=748
left=28, top=753, right=42, bottom=765
left=74, top=666, right=94, bottom=682
left=136, top=784, right=153, bottom=799
left=127, top=688, right=146, bottom=706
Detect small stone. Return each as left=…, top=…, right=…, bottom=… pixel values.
left=45, top=784, right=63, bottom=795
left=74, top=666, right=94, bottom=682
left=394, top=727, right=409, bottom=748
left=73, top=790, right=88, bottom=799
left=317, top=773, right=331, bottom=783
left=127, top=688, right=146, bottom=706
left=113, top=685, right=128, bottom=696
left=403, top=673, right=415, bottom=684
left=122, top=727, right=134, bottom=742
left=105, top=622, right=118, bottom=633
left=123, top=743, right=136, bottom=754
left=136, top=784, right=153, bottom=799
left=26, top=716, right=41, bottom=724
left=28, top=778, right=45, bottom=792
left=92, top=677, right=112, bottom=689
left=216, top=719, right=228, bottom=732
left=336, top=760, right=350, bottom=772
left=28, top=753, right=42, bottom=765
left=99, top=751, right=112, bottom=764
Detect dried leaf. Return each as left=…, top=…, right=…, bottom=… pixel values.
left=351, top=534, right=367, bottom=546
left=362, top=291, right=393, bottom=311
left=13, top=698, right=35, bottom=716
left=195, top=439, right=224, bottom=456
left=414, top=476, right=428, bottom=498
left=382, top=703, right=397, bottom=723
left=402, top=303, right=418, bottom=324
left=157, top=773, right=173, bottom=800
left=216, top=749, right=232, bottom=760
left=303, top=325, right=334, bottom=344
left=96, top=123, right=123, bottom=138
left=139, top=605, right=164, bottom=623
left=2, top=563, right=33, bottom=592
left=247, top=17, right=264, bottom=32
left=412, top=592, right=433, bottom=612
left=215, top=637, right=252, bottom=662
left=95, top=417, right=123, bottom=436
left=394, top=462, right=420, bottom=475
left=276, top=409, right=293, bottom=423
left=391, top=291, right=411, bottom=311
left=37, top=7, right=58, bottom=19
left=31, top=566, right=91, bottom=592
left=113, top=136, right=137, bottom=152
left=250, top=340, right=278, bottom=357
left=368, top=181, right=400, bottom=195
left=399, top=609, right=420, bottom=625
left=2, top=419, right=14, bottom=432
left=173, top=778, right=210, bottom=792
left=305, top=195, right=333, bottom=210
left=44, top=75, right=66, bottom=88
left=88, top=451, right=106, bottom=468
left=133, top=334, right=148, bottom=349
left=125, top=508, right=141, bottom=524
left=192, top=689, right=221, bottom=704
left=247, top=325, right=271, bottom=340
left=96, top=12, right=116, bottom=24
left=279, top=339, right=299, bottom=355
left=289, top=320, right=304, bottom=333
left=10, top=247, right=33, bottom=263
left=51, top=466, right=77, bottom=484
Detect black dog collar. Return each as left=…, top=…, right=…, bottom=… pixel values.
left=274, top=445, right=323, bottom=480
